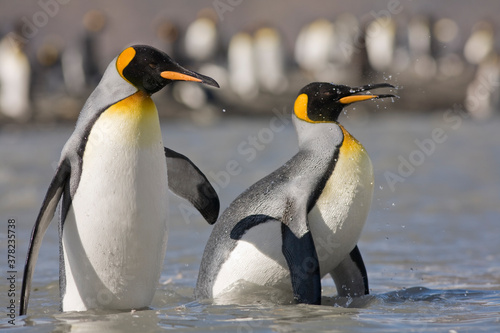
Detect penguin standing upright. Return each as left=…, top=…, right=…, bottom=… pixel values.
left=294, top=19, right=336, bottom=81
left=254, top=26, right=287, bottom=94
left=196, top=82, right=396, bottom=304
left=61, top=9, right=107, bottom=97
left=0, top=27, right=31, bottom=121
left=20, top=45, right=220, bottom=315
left=228, top=32, right=258, bottom=100
left=365, top=17, right=396, bottom=73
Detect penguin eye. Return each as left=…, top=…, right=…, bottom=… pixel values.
left=149, top=63, right=157, bottom=69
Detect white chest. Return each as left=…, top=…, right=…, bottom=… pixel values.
left=62, top=93, right=169, bottom=311
left=308, top=130, right=374, bottom=276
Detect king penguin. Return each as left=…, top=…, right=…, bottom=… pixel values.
left=196, top=82, right=396, bottom=304
left=20, top=45, right=220, bottom=315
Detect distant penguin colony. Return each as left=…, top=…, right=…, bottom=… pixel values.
left=19, top=45, right=220, bottom=315
left=196, top=82, right=397, bottom=304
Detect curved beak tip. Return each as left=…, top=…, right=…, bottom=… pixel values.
left=339, top=82, right=399, bottom=104
left=203, top=77, right=220, bottom=88
left=376, top=93, right=399, bottom=99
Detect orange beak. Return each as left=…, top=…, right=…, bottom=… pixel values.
left=339, top=95, right=379, bottom=104
left=160, top=71, right=203, bottom=83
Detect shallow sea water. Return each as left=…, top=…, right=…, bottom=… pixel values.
left=1, top=111, right=499, bottom=332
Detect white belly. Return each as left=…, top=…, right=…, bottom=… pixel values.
left=62, top=95, right=169, bottom=311
left=309, top=131, right=374, bottom=277
left=212, top=222, right=293, bottom=301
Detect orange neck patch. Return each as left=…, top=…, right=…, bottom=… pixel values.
left=107, top=91, right=155, bottom=116
left=339, top=124, right=363, bottom=156
left=100, top=91, right=160, bottom=146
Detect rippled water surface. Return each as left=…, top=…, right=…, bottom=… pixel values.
left=1, top=112, right=499, bottom=332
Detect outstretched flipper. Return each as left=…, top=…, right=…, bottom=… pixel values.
left=164, top=148, right=219, bottom=224
left=330, top=245, right=369, bottom=297
left=20, top=161, right=70, bottom=316
left=281, top=223, right=321, bottom=304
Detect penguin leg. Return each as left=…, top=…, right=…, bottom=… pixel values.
left=330, top=245, right=369, bottom=297
left=281, top=223, right=321, bottom=304
left=164, top=147, right=220, bottom=224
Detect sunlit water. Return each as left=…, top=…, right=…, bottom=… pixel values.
left=1, top=111, right=499, bottom=332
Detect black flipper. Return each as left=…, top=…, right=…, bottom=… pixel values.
left=281, top=223, right=321, bottom=304
left=164, top=147, right=219, bottom=224
left=230, top=214, right=273, bottom=240
left=20, top=161, right=70, bottom=316
left=330, top=245, right=369, bottom=297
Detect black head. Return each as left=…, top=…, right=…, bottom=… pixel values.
left=294, top=82, right=397, bottom=123
left=116, top=45, right=219, bottom=95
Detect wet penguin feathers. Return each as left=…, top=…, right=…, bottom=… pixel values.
left=196, top=81, right=397, bottom=305
left=294, top=82, right=396, bottom=123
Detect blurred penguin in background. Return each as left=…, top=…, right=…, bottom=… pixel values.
left=332, top=14, right=360, bottom=66
left=33, top=35, right=64, bottom=97
left=330, top=14, right=362, bottom=84
left=295, top=17, right=361, bottom=84
left=155, top=18, right=182, bottom=61
left=228, top=31, right=258, bottom=100
left=432, top=17, right=464, bottom=79
left=0, top=22, right=31, bottom=121
left=364, top=16, right=396, bottom=73
left=62, top=9, right=106, bottom=98
left=184, top=9, right=220, bottom=66
left=407, top=15, right=437, bottom=80
left=173, top=9, right=221, bottom=112
left=253, top=26, right=288, bottom=94
left=464, top=21, right=499, bottom=119
left=464, top=21, right=495, bottom=66
left=294, top=19, right=335, bottom=81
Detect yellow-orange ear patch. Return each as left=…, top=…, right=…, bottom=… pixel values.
left=116, top=47, right=136, bottom=81
left=294, top=93, right=310, bottom=122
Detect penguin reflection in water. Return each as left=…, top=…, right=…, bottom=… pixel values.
left=196, top=82, right=397, bottom=304
left=20, top=45, right=220, bottom=315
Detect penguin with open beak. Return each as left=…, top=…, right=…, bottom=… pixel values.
left=20, top=45, right=220, bottom=314
left=196, top=82, right=397, bottom=304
